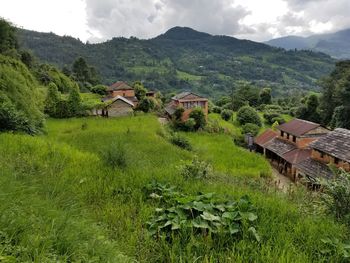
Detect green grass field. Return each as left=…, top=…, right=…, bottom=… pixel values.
left=0, top=115, right=348, bottom=262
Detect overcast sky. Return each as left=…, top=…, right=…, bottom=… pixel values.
left=1, top=0, right=349, bottom=43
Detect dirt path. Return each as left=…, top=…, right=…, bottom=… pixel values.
left=271, top=168, right=293, bottom=193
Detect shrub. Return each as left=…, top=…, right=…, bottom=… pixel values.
left=170, top=133, right=192, bottom=151
left=173, top=106, right=184, bottom=121
left=271, top=116, right=286, bottom=124
left=189, top=107, right=206, bottom=130
left=137, top=97, right=155, bottom=113
left=212, top=106, right=222, bottom=114
left=322, top=170, right=350, bottom=225
left=237, top=106, right=262, bottom=127
left=184, top=118, right=196, bottom=131
left=242, top=123, right=260, bottom=136
left=101, top=141, right=127, bottom=169
left=263, top=112, right=280, bottom=124
left=91, top=84, right=107, bottom=95
left=221, top=109, right=233, bottom=121
left=180, top=156, right=213, bottom=180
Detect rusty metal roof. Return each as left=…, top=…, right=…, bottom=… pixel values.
left=282, top=148, right=311, bottom=165
left=254, top=129, right=278, bottom=147
left=277, top=119, right=320, bottom=137
left=309, top=128, right=350, bottom=163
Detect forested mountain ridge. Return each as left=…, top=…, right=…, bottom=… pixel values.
left=19, top=26, right=336, bottom=97
left=266, top=28, right=350, bottom=59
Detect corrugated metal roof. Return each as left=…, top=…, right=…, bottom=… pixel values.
left=277, top=119, right=320, bottom=137
left=165, top=103, right=177, bottom=115
left=104, top=95, right=134, bottom=107
left=282, top=148, right=311, bottom=165
left=309, top=128, right=350, bottom=163
left=171, top=92, right=206, bottom=100
left=254, top=129, right=278, bottom=147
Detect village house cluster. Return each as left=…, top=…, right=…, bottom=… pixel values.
left=255, top=119, right=350, bottom=187
left=99, top=81, right=209, bottom=119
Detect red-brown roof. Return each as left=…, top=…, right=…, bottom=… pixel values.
left=277, top=119, right=320, bottom=137
left=108, top=81, right=134, bottom=91
left=282, top=148, right=311, bottom=165
left=254, top=129, right=278, bottom=147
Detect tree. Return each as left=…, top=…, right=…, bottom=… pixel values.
left=45, top=82, right=60, bottom=117
left=242, top=123, right=260, bottom=136
left=220, top=109, right=233, bottom=121
left=133, top=81, right=147, bottom=100
left=68, top=85, right=81, bottom=116
left=232, top=85, right=260, bottom=110
left=237, top=106, right=262, bottom=127
left=72, top=57, right=99, bottom=86
left=296, top=94, right=321, bottom=123
left=0, top=18, right=18, bottom=53
left=189, top=107, right=206, bottom=130
left=91, top=84, right=107, bottom=95
left=137, top=97, right=155, bottom=113
left=259, top=88, right=272, bottom=105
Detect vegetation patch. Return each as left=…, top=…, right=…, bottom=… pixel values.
left=145, top=182, right=260, bottom=244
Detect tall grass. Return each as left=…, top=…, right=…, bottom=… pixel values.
left=0, top=114, right=347, bottom=262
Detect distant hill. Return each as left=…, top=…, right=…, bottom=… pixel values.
left=266, top=28, right=350, bottom=59
left=18, top=26, right=336, bottom=97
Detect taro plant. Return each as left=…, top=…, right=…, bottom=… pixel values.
left=320, top=238, right=350, bottom=261
left=144, top=182, right=260, bottom=245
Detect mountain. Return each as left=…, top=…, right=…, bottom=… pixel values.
left=266, top=28, right=350, bottom=59
left=18, top=26, right=336, bottom=97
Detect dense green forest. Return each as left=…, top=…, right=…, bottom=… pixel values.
left=18, top=27, right=336, bottom=98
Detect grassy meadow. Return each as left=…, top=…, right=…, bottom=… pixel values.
left=0, top=114, right=348, bottom=262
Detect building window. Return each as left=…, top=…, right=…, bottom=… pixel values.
left=281, top=131, right=284, bottom=137
left=287, top=133, right=290, bottom=139
left=320, top=151, right=324, bottom=158
left=292, top=136, right=296, bottom=142
left=334, top=157, right=339, bottom=165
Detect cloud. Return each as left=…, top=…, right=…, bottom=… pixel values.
left=85, top=0, right=251, bottom=41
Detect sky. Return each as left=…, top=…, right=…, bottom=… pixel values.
left=0, top=0, right=349, bottom=43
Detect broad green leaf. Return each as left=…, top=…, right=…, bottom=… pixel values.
left=201, top=211, right=220, bottom=221
left=248, top=227, right=261, bottom=242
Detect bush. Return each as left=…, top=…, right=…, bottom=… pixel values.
left=272, top=116, right=286, bottom=125
left=322, top=170, right=350, bottom=225
left=180, top=156, right=213, bottom=180
left=101, top=141, right=127, bottom=169
left=91, top=84, right=107, bottom=95
left=184, top=118, right=196, bottom=131
left=237, top=106, right=262, bottom=127
left=263, top=112, right=280, bottom=124
left=137, top=97, right=155, bottom=113
left=170, top=133, right=192, bottom=151
left=221, top=109, right=233, bottom=121
left=212, top=106, right=222, bottom=114
left=189, top=107, right=206, bottom=130
left=242, top=123, right=260, bottom=136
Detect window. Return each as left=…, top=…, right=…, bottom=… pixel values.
left=292, top=136, right=296, bottom=142
left=334, top=157, right=339, bottom=165
left=320, top=151, right=324, bottom=158
left=281, top=131, right=284, bottom=137
left=287, top=133, right=290, bottom=139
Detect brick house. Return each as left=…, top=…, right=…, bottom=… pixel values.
left=100, top=81, right=138, bottom=117
left=296, top=128, right=350, bottom=184
left=254, top=119, right=330, bottom=181
left=165, top=92, right=208, bottom=121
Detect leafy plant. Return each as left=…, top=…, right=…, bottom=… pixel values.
left=180, top=156, right=213, bottom=180
left=242, top=123, right=260, bottom=136
left=169, top=133, right=192, bottom=151
left=220, top=109, right=233, bottom=121
left=320, top=238, right=350, bottom=261
left=237, top=106, right=262, bottom=127
left=145, top=182, right=260, bottom=245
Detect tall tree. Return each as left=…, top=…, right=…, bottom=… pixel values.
left=68, top=85, right=81, bottom=116
left=44, top=83, right=60, bottom=117
left=259, top=88, right=272, bottom=105
left=0, top=18, right=18, bottom=53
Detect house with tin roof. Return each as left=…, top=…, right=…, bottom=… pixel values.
left=165, top=92, right=208, bottom=121
left=255, top=119, right=330, bottom=181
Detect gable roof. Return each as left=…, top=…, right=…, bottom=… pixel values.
left=104, top=95, right=134, bottom=107
left=265, top=138, right=297, bottom=157
left=165, top=102, right=177, bottom=115
left=309, top=128, right=350, bottom=163
left=108, top=81, right=134, bottom=91
left=254, top=129, right=278, bottom=147
left=296, top=158, right=333, bottom=180
left=277, top=119, right=321, bottom=137
left=172, top=92, right=207, bottom=101
left=282, top=148, right=311, bottom=165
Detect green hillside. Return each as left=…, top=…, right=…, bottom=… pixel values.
left=0, top=115, right=347, bottom=262
left=18, top=27, right=336, bottom=98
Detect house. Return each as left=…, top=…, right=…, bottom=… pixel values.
left=254, top=119, right=330, bottom=181
left=106, top=81, right=138, bottom=106
left=296, top=128, right=350, bottom=184
left=165, top=92, right=208, bottom=121
left=100, top=95, right=134, bottom=117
